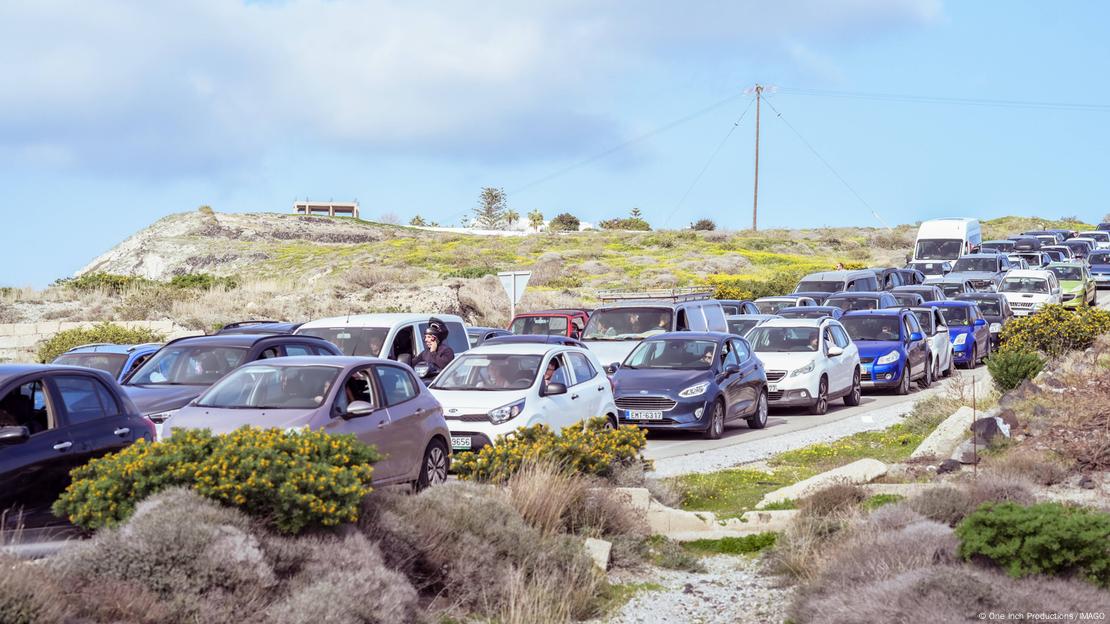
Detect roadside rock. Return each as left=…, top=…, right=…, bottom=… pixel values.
left=952, top=439, right=981, bottom=465
left=755, top=459, right=888, bottom=509
left=937, top=459, right=962, bottom=474
left=910, top=406, right=977, bottom=460
left=584, top=538, right=611, bottom=571
left=970, top=416, right=1010, bottom=446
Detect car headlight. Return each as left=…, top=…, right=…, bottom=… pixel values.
left=790, top=361, right=815, bottom=377
left=284, top=425, right=310, bottom=435
left=678, top=381, right=711, bottom=398
left=876, top=350, right=900, bottom=365
left=953, top=333, right=967, bottom=346
left=989, top=322, right=1002, bottom=333
left=145, top=409, right=179, bottom=423
left=488, top=399, right=526, bottom=425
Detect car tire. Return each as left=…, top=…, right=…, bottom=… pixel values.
left=702, top=399, right=725, bottom=440
left=843, top=369, right=862, bottom=406
left=896, top=365, right=911, bottom=395
left=604, top=415, right=618, bottom=430
left=809, top=377, right=829, bottom=415
left=918, top=358, right=932, bottom=389
left=943, top=353, right=954, bottom=377
left=967, top=345, right=978, bottom=370
left=746, top=391, right=769, bottom=429
left=415, top=438, right=450, bottom=491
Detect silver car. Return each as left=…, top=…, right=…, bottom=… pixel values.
left=165, top=356, right=451, bottom=489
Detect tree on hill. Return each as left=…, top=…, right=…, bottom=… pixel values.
left=528, top=209, right=545, bottom=231
left=630, top=207, right=642, bottom=219
left=690, top=218, right=716, bottom=231
left=409, top=215, right=428, bottom=227
left=472, top=187, right=508, bottom=229
left=548, top=213, right=580, bottom=232
left=599, top=207, right=650, bottom=231
left=506, top=209, right=520, bottom=228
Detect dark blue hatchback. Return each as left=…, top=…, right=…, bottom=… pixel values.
left=610, top=332, right=768, bottom=439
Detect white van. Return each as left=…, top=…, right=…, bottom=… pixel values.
left=295, top=313, right=470, bottom=364
left=913, top=218, right=982, bottom=264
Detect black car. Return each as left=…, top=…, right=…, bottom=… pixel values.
left=824, top=291, right=900, bottom=312
left=953, top=293, right=1014, bottom=350
left=214, top=320, right=305, bottom=335
left=980, top=240, right=1016, bottom=254
left=890, top=291, right=926, bottom=307
left=716, top=300, right=761, bottom=315
left=792, top=291, right=833, bottom=305
left=891, top=285, right=947, bottom=302
left=1063, top=239, right=1094, bottom=260
left=611, top=332, right=768, bottom=439
left=870, top=268, right=905, bottom=290
left=894, top=268, right=927, bottom=286
left=0, top=365, right=155, bottom=526
left=466, top=326, right=513, bottom=348
left=122, top=333, right=342, bottom=431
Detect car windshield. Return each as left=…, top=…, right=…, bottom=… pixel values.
left=794, top=280, right=844, bottom=293
left=196, top=364, right=342, bottom=409
left=747, top=327, right=820, bottom=353
left=827, top=296, right=878, bottom=311
left=781, top=309, right=830, bottom=319
left=583, top=308, right=671, bottom=340
left=53, top=352, right=128, bottom=378
left=915, top=239, right=963, bottom=260
left=911, top=311, right=934, bottom=333
left=951, top=258, right=998, bottom=272
left=297, top=327, right=388, bottom=356
left=939, top=283, right=965, bottom=296
left=625, top=339, right=717, bottom=370
left=754, top=300, right=793, bottom=314
left=911, top=262, right=949, bottom=273
left=431, top=354, right=543, bottom=391
left=1048, top=266, right=1084, bottom=281
left=1081, top=232, right=1110, bottom=242
left=938, top=307, right=971, bottom=326
left=128, top=345, right=247, bottom=385
left=727, top=318, right=760, bottom=336
left=1000, top=278, right=1049, bottom=294
left=981, top=242, right=1013, bottom=251
left=893, top=293, right=921, bottom=306
left=841, top=316, right=902, bottom=342
left=965, top=299, right=1001, bottom=315
left=1089, top=252, right=1110, bottom=264
left=510, top=315, right=569, bottom=336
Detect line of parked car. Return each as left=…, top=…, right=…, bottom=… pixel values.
left=4, top=219, right=1108, bottom=527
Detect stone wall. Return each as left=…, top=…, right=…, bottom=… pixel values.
left=0, top=321, right=199, bottom=363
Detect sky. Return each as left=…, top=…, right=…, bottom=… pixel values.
left=2, top=0, right=1110, bottom=286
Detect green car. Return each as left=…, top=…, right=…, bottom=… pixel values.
left=1046, top=262, right=1097, bottom=308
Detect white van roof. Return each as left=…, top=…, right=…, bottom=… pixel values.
left=298, top=313, right=467, bottom=330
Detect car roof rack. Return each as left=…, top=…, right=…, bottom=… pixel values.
left=66, top=342, right=116, bottom=352
left=217, top=320, right=281, bottom=332
left=596, top=287, right=713, bottom=303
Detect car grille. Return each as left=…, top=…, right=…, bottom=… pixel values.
left=445, top=413, right=488, bottom=422
left=615, top=396, right=678, bottom=411
left=1009, top=301, right=1035, bottom=309
left=767, top=390, right=784, bottom=401
left=969, top=280, right=993, bottom=291
left=860, top=357, right=874, bottom=364
left=861, top=371, right=872, bottom=381
left=765, top=370, right=786, bottom=382
left=1062, top=294, right=1076, bottom=301
left=620, top=416, right=680, bottom=425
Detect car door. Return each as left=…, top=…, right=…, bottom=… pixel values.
left=829, top=325, right=857, bottom=393
left=933, top=309, right=950, bottom=370
left=390, top=324, right=420, bottom=364
left=566, top=351, right=606, bottom=418
left=48, top=372, right=137, bottom=458
left=819, top=324, right=844, bottom=393
left=537, top=353, right=579, bottom=432
left=718, top=339, right=744, bottom=416
left=321, top=366, right=400, bottom=481
left=903, top=313, right=926, bottom=375
left=728, top=338, right=761, bottom=417
left=372, top=365, right=426, bottom=482
left=0, top=377, right=76, bottom=514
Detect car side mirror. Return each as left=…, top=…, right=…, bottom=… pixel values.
left=344, top=400, right=376, bottom=419
left=826, top=345, right=844, bottom=357
left=724, top=364, right=741, bottom=375
left=910, top=331, right=924, bottom=342
left=543, top=382, right=567, bottom=396
left=607, top=362, right=621, bottom=374
left=974, top=318, right=987, bottom=327
left=0, top=426, right=30, bottom=445
left=936, top=324, right=948, bottom=334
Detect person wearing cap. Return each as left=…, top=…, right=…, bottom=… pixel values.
left=412, top=317, right=456, bottom=371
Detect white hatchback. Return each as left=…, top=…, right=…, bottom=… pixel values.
left=745, top=318, right=861, bottom=415
left=998, top=270, right=1062, bottom=316
left=429, top=343, right=617, bottom=453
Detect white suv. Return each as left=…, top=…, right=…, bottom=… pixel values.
left=745, top=318, right=861, bottom=415
left=998, top=270, right=1062, bottom=316
left=429, top=343, right=617, bottom=453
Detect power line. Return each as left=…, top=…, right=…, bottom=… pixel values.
left=777, top=87, right=1110, bottom=112
left=661, top=96, right=756, bottom=227
left=760, top=97, right=891, bottom=230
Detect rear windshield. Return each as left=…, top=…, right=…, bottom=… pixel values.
left=794, top=280, right=844, bottom=293
left=510, top=315, right=569, bottom=336
left=951, top=257, right=999, bottom=272
left=583, top=308, right=671, bottom=340
left=827, top=296, right=879, bottom=311
left=53, top=353, right=128, bottom=378
left=298, top=327, right=388, bottom=356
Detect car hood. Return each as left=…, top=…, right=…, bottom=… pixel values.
left=1058, top=280, right=1084, bottom=292
left=856, top=340, right=904, bottom=359
left=1088, top=263, right=1110, bottom=272
left=582, top=340, right=640, bottom=367
left=429, top=389, right=530, bottom=413
left=752, top=351, right=816, bottom=372
left=947, top=326, right=974, bottom=338
left=947, top=271, right=998, bottom=281
left=123, top=384, right=208, bottom=416
left=165, top=406, right=318, bottom=438
left=1002, top=292, right=1052, bottom=302
left=612, top=369, right=712, bottom=395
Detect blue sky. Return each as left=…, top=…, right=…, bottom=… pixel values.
left=2, top=1, right=1109, bottom=287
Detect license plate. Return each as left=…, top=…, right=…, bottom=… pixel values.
left=769, top=384, right=778, bottom=393
left=450, top=436, right=472, bottom=450
left=627, top=410, right=664, bottom=420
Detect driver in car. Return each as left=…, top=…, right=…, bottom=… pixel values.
left=478, top=360, right=515, bottom=389
left=880, top=320, right=899, bottom=341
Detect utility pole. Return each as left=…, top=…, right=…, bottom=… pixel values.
left=751, top=84, right=763, bottom=231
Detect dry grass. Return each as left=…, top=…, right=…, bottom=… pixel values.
left=907, top=475, right=1034, bottom=527
left=798, top=483, right=866, bottom=518
left=982, top=448, right=1071, bottom=486
left=765, top=508, right=860, bottom=581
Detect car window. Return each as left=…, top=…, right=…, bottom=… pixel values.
left=830, top=325, right=851, bottom=348
left=566, top=352, right=597, bottom=386
left=545, top=354, right=570, bottom=385
left=822, top=327, right=834, bottom=353
left=391, top=325, right=418, bottom=360
left=284, top=344, right=315, bottom=357
left=336, top=368, right=377, bottom=415
left=0, top=380, right=55, bottom=434
left=258, top=347, right=283, bottom=359
left=730, top=339, right=750, bottom=362
left=54, top=375, right=117, bottom=424
left=373, top=366, right=419, bottom=406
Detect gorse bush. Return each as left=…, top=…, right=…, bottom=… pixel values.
left=36, top=322, right=165, bottom=363
left=53, top=272, right=155, bottom=294
left=999, top=304, right=1110, bottom=357
left=443, top=266, right=498, bottom=279
left=53, top=428, right=380, bottom=534
left=453, top=418, right=649, bottom=483
left=168, top=273, right=240, bottom=290
left=986, top=349, right=1045, bottom=391
left=956, top=502, right=1110, bottom=588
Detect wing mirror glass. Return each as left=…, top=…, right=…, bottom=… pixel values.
left=910, top=331, right=924, bottom=342
left=974, top=318, right=987, bottom=327
left=606, top=362, right=621, bottom=374
left=543, top=382, right=567, bottom=396
left=344, top=400, right=376, bottom=419
left=0, top=426, right=30, bottom=445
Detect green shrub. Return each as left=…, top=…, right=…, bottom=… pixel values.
left=705, top=266, right=825, bottom=300
left=548, top=213, right=581, bottom=232
left=52, top=272, right=155, bottom=294
left=453, top=418, right=649, bottom=483
left=956, top=502, right=1110, bottom=588
left=682, top=532, right=777, bottom=555
left=690, top=218, right=716, bottom=231
left=986, top=349, right=1046, bottom=391
left=53, top=428, right=380, bottom=534
left=36, top=322, right=165, bottom=363
left=862, top=494, right=906, bottom=511
left=999, top=304, right=1110, bottom=357
left=168, top=272, right=240, bottom=290
left=442, top=266, right=498, bottom=279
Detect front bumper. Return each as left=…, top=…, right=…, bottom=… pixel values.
left=952, top=341, right=975, bottom=364
left=615, top=396, right=710, bottom=432
left=766, top=371, right=820, bottom=407
left=860, top=361, right=904, bottom=389
left=445, top=431, right=495, bottom=454
left=1061, top=293, right=1086, bottom=309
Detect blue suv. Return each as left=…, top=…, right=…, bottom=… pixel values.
left=52, top=342, right=162, bottom=382
left=926, top=300, right=991, bottom=368
left=840, top=310, right=929, bottom=395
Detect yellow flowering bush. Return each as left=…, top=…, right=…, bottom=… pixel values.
left=453, top=417, right=649, bottom=483
left=999, top=304, right=1110, bottom=357
left=53, top=427, right=380, bottom=534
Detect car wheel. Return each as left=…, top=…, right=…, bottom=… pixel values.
left=746, top=391, right=769, bottom=429
left=809, top=376, right=829, bottom=415
left=943, top=352, right=954, bottom=377
left=702, top=400, right=725, bottom=440
left=604, top=415, right=618, bottom=430
left=896, top=365, right=911, bottom=395
left=843, top=369, right=862, bottom=406
left=967, top=345, right=978, bottom=370
left=416, top=438, right=450, bottom=491
left=918, top=358, right=932, bottom=389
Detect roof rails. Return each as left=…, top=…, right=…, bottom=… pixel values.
left=597, top=287, right=714, bottom=304
left=217, top=320, right=281, bottom=332
left=66, top=342, right=115, bottom=352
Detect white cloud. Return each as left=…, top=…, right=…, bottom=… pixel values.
left=0, top=0, right=942, bottom=176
